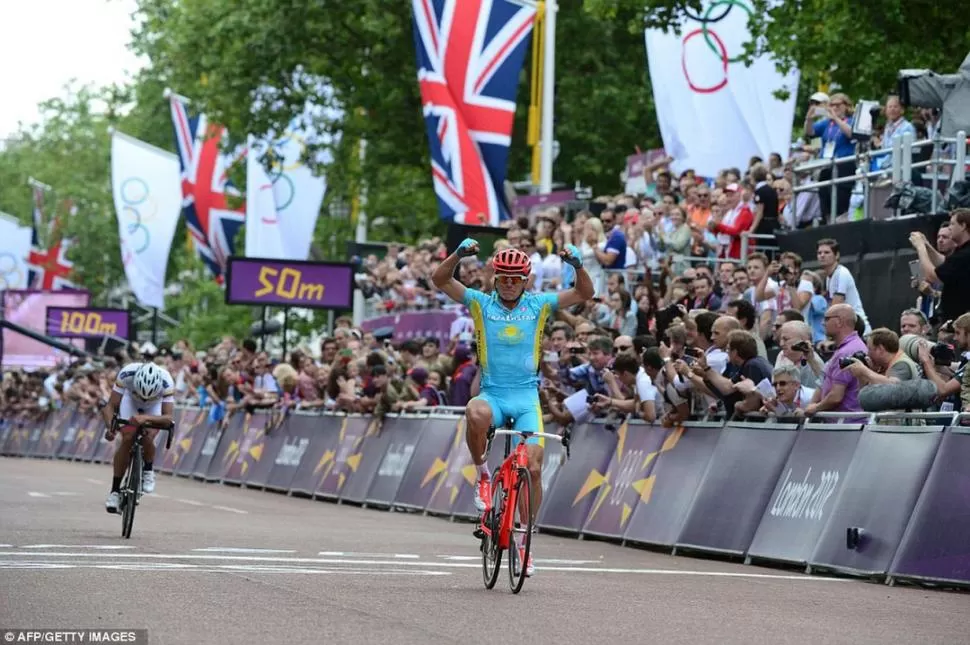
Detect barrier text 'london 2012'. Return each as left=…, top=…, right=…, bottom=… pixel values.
left=2, top=406, right=969, bottom=588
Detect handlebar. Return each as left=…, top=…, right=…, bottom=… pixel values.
left=111, top=417, right=176, bottom=450
left=488, top=428, right=572, bottom=459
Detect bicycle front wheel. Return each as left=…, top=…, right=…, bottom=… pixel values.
left=508, top=467, right=533, bottom=594
left=121, top=447, right=142, bottom=539
left=481, top=475, right=505, bottom=589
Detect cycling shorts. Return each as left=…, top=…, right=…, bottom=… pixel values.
left=473, top=388, right=545, bottom=448
left=117, top=395, right=163, bottom=434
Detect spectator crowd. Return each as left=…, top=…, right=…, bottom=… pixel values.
left=3, top=94, right=970, bottom=429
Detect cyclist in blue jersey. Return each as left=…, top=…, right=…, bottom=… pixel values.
left=432, top=238, right=593, bottom=576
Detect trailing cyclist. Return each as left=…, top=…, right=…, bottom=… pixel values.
left=431, top=239, right=594, bottom=576
left=101, top=362, right=175, bottom=513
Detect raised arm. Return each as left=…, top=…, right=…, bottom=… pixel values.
left=558, top=244, right=595, bottom=309
left=432, top=238, right=478, bottom=303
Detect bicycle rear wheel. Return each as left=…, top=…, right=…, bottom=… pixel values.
left=507, top=467, right=533, bottom=594
left=481, top=475, right=505, bottom=589
left=121, top=446, right=142, bottom=539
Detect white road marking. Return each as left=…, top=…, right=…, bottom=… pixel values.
left=20, top=545, right=135, bottom=550
left=51, top=492, right=81, bottom=496
left=151, top=493, right=169, bottom=498
left=172, top=498, right=205, bottom=506
left=84, top=478, right=102, bottom=485
left=0, top=560, right=449, bottom=576
left=318, top=552, right=420, bottom=559
left=211, top=505, right=248, bottom=514
left=193, top=548, right=297, bottom=554
left=27, top=492, right=51, bottom=498
left=0, top=551, right=849, bottom=581
left=436, top=554, right=601, bottom=565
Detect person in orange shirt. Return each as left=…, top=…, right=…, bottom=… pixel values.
left=688, top=184, right=713, bottom=231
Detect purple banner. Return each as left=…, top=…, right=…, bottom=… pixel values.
left=890, top=429, right=970, bottom=584
left=623, top=424, right=722, bottom=547
left=171, top=409, right=209, bottom=476
left=315, top=416, right=376, bottom=500
left=287, top=415, right=344, bottom=496
left=513, top=189, right=576, bottom=211
left=360, top=311, right=459, bottom=344
left=581, top=424, right=671, bottom=539
left=222, top=412, right=272, bottom=485
left=191, top=421, right=225, bottom=480
left=45, top=307, right=130, bottom=339
left=266, top=414, right=326, bottom=493
left=389, top=417, right=456, bottom=510
left=809, top=427, right=942, bottom=576
left=72, top=414, right=103, bottom=462
left=675, top=424, right=798, bottom=555
left=537, top=422, right=619, bottom=533
left=747, top=427, right=862, bottom=565
left=425, top=418, right=478, bottom=518
left=339, top=416, right=418, bottom=506
left=205, top=413, right=246, bottom=481
left=225, top=258, right=354, bottom=310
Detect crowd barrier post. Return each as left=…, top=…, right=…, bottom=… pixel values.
left=887, top=413, right=970, bottom=589
left=745, top=415, right=866, bottom=570
left=806, top=411, right=952, bottom=580
left=673, top=419, right=800, bottom=558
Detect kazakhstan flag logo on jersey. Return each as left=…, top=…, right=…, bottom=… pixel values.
left=498, top=324, right=525, bottom=343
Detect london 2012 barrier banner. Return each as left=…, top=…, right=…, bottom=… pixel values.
left=225, top=257, right=355, bottom=310
left=4, top=404, right=969, bottom=588
left=45, top=306, right=132, bottom=340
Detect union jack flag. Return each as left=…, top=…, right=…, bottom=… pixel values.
left=411, top=0, right=535, bottom=226
left=27, top=183, right=77, bottom=290
left=169, top=95, right=246, bottom=280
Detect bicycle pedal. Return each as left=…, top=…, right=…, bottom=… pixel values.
left=473, top=527, right=486, bottom=540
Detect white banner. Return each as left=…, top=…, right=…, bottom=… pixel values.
left=0, top=211, right=33, bottom=290
left=644, top=2, right=799, bottom=177
left=245, top=136, right=287, bottom=258
left=111, top=131, right=182, bottom=309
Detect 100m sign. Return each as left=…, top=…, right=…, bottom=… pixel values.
left=254, top=266, right=326, bottom=301
left=59, top=311, right=119, bottom=336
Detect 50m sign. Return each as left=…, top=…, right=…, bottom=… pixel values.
left=225, top=257, right=355, bottom=310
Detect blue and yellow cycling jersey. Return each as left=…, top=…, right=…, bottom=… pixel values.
left=462, top=288, right=559, bottom=390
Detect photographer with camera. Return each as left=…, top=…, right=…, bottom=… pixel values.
left=843, top=328, right=920, bottom=386
left=803, top=304, right=867, bottom=417
left=910, top=209, right=970, bottom=323
left=917, top=313, right=970, bottom=412
left=776, top=321, right=824, bottom=388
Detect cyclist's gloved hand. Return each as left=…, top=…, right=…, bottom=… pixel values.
left=560, top=243, right=583, bottom=269
left=457, top=238, right=480, bottom=258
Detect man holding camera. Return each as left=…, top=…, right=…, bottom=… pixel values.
left=918, top=313, right=970, bottom=412
left=843, top=328, right=920, bottom=385
left=804, top=304, right=867, bottom=417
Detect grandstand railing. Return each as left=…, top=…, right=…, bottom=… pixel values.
left=792, top=130, right=968, bottom=222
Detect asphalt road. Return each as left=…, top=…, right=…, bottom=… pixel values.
left=1, top=457, right=967, bottom=645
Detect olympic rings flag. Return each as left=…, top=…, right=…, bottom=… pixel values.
left=644, top=0, right=799, bottom=178
left=244, top=82, right=334, bottom=261
left=111, top=130, right=183, bottom=309
left=245, top=134, right=288, bottom=259
left=0, top=212, right=33, bottom=290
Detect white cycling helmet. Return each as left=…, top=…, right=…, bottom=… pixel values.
left=133, top=363, right=165, bottom=400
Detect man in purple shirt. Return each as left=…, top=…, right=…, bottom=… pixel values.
left=805, top=303, right=867, bottom=418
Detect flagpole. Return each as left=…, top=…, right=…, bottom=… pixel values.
left=538, top=0, right=557, bottom=194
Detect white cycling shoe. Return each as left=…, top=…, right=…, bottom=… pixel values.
left=105, top=491, right=120, bottom=514
left=142, top=471, right=156, bottom=494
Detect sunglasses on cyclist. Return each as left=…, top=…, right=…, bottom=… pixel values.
left=495, top=275, right=526, bottom=286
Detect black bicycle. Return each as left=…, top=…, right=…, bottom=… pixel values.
left=110, top=416, right=174, bottom=539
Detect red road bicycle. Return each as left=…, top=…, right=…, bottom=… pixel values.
left=478, top=424, right=570, bottom=593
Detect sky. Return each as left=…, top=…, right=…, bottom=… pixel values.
left=0, top=0, right=145, bottom=140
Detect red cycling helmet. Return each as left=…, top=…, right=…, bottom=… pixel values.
left=492, top=248, right=532, bottom=277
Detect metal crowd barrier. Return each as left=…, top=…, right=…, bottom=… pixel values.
left=792, top=130, right=968, bottom=223
left=5, top=404, right=969, bottom=590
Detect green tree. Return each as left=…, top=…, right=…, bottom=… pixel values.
left=130, top=0, right=664, bottom=219
left=583, top=0, right=970, bottom=103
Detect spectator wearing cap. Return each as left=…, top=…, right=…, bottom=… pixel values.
left=448, top=344, right=478, bottom=407
left=708, top=182, right=754, bottom=260
left=804, top=91, right=856, bottom=221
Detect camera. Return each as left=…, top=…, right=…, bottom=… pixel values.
left=777, top=265, right=793, bottom=281
left=839, top=351, right=869, bottom=370
left=791, top=340, right=812, bottom=353
left=930, top=341, right=957, bottom=366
